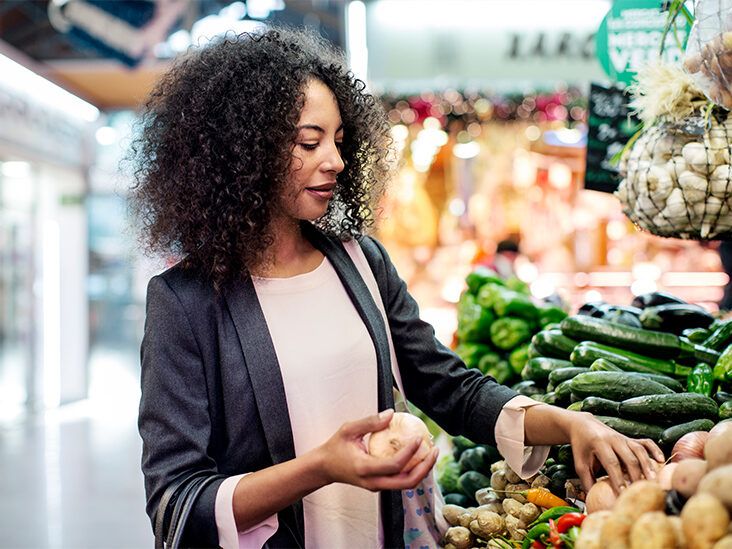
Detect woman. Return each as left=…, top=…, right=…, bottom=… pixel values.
left=132, top=28, right=663, bottom=549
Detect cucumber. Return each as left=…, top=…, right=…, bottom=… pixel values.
left=702, top=319, right=732, bottom=351
left=443, top=493, right=473, bottom=507
left=682, top=327, right=711, bottom=344
left=581, top=396, right=621, bottom=416
left=511, top=380, right=545, bottom=397
left=527, top=343, right=543, bottom=359
left=548, top=367, right=591, bottom=386
left=561, top=315, right=681, bottom=358
left=556, top=444, right=573, bottom=466
left=554, top=379, right=574, bottom=405
left=590, top=358, right=623, bottom=372
left=595, top=416, right=665, bottom=439
left=521, top=357, right=573, bottom=382
left=678, top=338, right=721, bottom=366
left=531, top=330, right=579, bottom=360
left=659, top=419, right=715, bottom=448
left=570, top=341, right=677, bottom=376
left=721, top=401, right=732, bottom=420
left=589, top=358, right=684, bottom=391
left=570, top=371, right=673, bottom=401
left=619, top=393, right=719, bottom=424
left=458, top=447, right=492, bottom=474
left=567, top=401, right=583, bottom=411
left=714, top=390, right=732, bottom=405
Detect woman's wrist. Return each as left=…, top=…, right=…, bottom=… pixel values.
left=524, top=404, right=581, bottom=446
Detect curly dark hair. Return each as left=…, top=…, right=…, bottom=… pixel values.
left=128, top=26, right=391, bottom=288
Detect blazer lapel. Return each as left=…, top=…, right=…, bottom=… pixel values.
left=224, top=277, right=296, bottom=466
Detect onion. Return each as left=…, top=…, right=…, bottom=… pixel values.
left=671, top=432, right=709, bottom=462
left=656, top=462, right=678, bottom=490
left=585, top=477, right=617, bottom=513
left=708, top=420, right=732, bottom=441
left=368, top=412, right=433, bottom=471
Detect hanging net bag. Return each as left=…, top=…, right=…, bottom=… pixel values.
left=615, top=60, right=732, bottom=239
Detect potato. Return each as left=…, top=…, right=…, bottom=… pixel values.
left=698, top=465, right=732, bottom=511
left=714, top=535, right=732, bottom=549
left=681, top=493, right=730, bottom=549
left=457, top=507, right=478, bottom=528
left=669, top=516, right=687, bottom=549
left=504, top=514, right=527, bottom=541
left=576, top=510, right=612, bottom=549
left=505, top=483, right=529, bottom=504
left=491, top=460, right=506, bottom=473
left=706, top=428, right=732, bottom=470
left=673, top=458, right=708, bottom=498
left=475, top=487, right=499, bottom=506
left=599, top=511, right=634, bottom=549
left=657, top=462, right=678, bottom=491
left=614, top=480, right=666, bottom=517
left=491, top=470, right=508, bottom=491
left=531, top=474, right=550, bottom=490
left=443, top=504, right=467, bottom=527
left=629, top=512, right=676, bottom=549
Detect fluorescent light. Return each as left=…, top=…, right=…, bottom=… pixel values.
left=1, top=161, right=31, bottom=178
left=346, top=1, right=368, bottom=83
left=0, top=54, right=99, bottom=122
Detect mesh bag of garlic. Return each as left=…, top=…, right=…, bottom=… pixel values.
left=683, top=0, right=732, bottom=110
left=615, top=62, right=732, bottom=239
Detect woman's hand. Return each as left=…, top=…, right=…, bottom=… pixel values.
left=315, top=409, right=439, bottom=491
left=567, top=412, right=665, bottom=494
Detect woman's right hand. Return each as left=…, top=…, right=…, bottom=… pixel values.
left=314, top=409, right=439, bottom=492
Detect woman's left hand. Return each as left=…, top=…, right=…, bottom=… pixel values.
left=568, top=412, right=665, bottom=494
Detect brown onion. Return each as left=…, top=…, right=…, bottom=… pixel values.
left=368, top=412, right=433, bottom=471
left=585, top=477, right=617, bottom=513
left=671, top=432, right=709, bottom=462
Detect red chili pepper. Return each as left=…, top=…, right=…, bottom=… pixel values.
left=531, top=541, right=547, bottom=549
left=548, top=518, right=563, bottom=548
left=556, top=513, right=586, bottom=534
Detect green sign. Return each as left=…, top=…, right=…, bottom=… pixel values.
left=596, top=0, right=691, bottom=85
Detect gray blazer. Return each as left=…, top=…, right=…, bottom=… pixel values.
left=138, top=224, right=518, bottom=548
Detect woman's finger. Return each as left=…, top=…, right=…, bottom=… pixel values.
left=629, top=441, right=658, bottom=481
left=594, top=444, right=626, bottom=494
left=370, top=448, right=439, bottom=491
left=637, top=438, right=665, bottom=463
left=340, top=409, right=394, bottom=438
left=356, top=437, right=422, bottom=477
left=574, top=453, right=596, bottom=493
left=612, top=439, right=643, bottom=483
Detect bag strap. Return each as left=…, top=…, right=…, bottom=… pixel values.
left=168, top=474, right=226, bottom=549
left=154, top=470, right=221, bottom=549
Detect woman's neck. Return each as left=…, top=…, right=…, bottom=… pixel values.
left=252, top=219, right=323, bottom=278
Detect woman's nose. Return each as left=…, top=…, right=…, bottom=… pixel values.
left=323, top=143, right=345, bottom=173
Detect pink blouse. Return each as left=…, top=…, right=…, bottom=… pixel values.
left=215, top=244, right=549, bottom=549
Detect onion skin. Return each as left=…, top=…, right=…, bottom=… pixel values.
left=585, top=477, right=617, bottom=514
left=367, top=412, right=433, bottom=471
left=671, top=432, right=709, bottom=462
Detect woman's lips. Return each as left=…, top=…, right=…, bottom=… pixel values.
left=306, top=183, right=335, bottom=200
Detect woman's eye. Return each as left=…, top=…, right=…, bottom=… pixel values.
left=299, top=143, right=318, bottom=151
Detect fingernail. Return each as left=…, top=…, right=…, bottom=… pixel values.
left=379, top=409, right=393, bottom=419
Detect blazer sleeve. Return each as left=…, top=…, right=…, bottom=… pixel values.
left=359, top=236, right=520, bottom=446
left=138, top=274, right=225, bottom=547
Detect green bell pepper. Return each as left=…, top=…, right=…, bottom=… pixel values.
left=455, top=342, right=492, bottom=369
left=484, top=359, right=514, bottom=384
left=465, top=266, right=505, bottom=294
left=456, top=297, right=495, bottom=343
left=493, top=288, right=538, bottom=320
left=538, top=304, right=568, bottom=328
left=475, top=282, right=504, bottom=310
left=688, top=363, right=714, bottom=396
left=477, top=351, right=502, bottom=375
left=505, top=275, right=531, bottom=295
left=490, top=317, right=532, bottom=350
left=714, top=344, right=732, bottom=382
left=509, top=343, right=531, bottom=375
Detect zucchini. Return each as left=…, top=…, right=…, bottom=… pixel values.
left=590, top=358, right=623, bottom=372
left=595, top=415, right=665, bottom=440
left=570, top=371, right=673, bottom=401
left=521, top=357, right=573, bottom=382
left=578, top=301, right=607, bottom=317
left=721, top=401, right=732, bottom=420
left=527, top=343, right=543, bottom=359
left=570, top=341, right=677, bottom=376
left=580, top=396, right=621, bottom=416
left=631, top=291, right=687, bottom=309
left=702, top=319, right=732, bottom=351
left=548, top=367, right=591, bottom=386
left=678, top=338, right=721, bottom=366
left=601, top=306, right=643, bottom=329
left=640, top=304, right=714, bottom=335
left=714, top=390, right=732, bottom=405
left=531, top=330, right=579, bottom=360
left=682, top=327, right=711, bottom=344
left=659, top=419, right=715, bottom=448
left=619, top=393, right=719, bottom=423
left=560, top=315, right=681, bottom=358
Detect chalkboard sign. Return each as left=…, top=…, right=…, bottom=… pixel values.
left=584, top=82, right=641, bottom=194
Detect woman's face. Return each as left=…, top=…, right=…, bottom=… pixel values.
left=278, top=78, right=345, bottom=224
